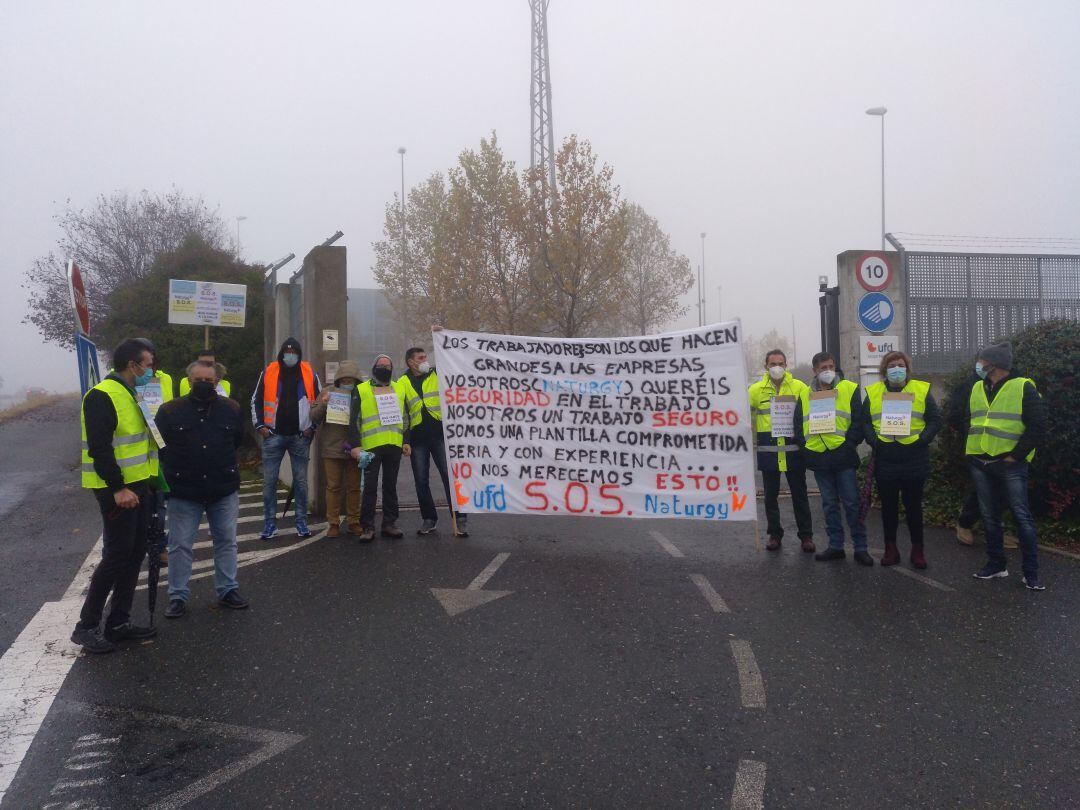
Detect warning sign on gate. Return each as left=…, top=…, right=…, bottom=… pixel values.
left=856, top=253, right=893, bottom=292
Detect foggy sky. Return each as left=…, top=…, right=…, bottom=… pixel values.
left=2, top=0, right=1078, bottom=393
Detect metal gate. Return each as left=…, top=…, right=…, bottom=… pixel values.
left=904, top=252, right=1080, bottom=373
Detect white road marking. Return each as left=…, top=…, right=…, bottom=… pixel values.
left=889, top=566, right=957, bottom=592
left=467, top=552, right=510, bottom=590
left=730, top=759, right=767, bottom=810
left=689, top=574, right=730, bottom=613
left=0, top=535, right=100, bottom=802
left=649, top=530, right=685, bottom=558
left=730, top=639, right=766, bottom=709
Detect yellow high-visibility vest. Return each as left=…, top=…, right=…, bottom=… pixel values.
left=357, top=381, right=407, bottom=450
left=748, top=372, right=807, bottom=472
left=966, top=377, right=1037, bottom=462
left=80, top=378, right=159, bottom=488
left=866, top=379, right=930, bottom=445
left=800, top=379, right=857, bottom=453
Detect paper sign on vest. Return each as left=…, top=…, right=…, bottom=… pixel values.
left=808, top=390, right=837, bottom=435
left=374, top=391, right=401, bottom=427
left=140, top=381, right=164, bottom=417
left=136, top=397, right=167, bottom=449
left=326, top=392, right=351, bottom=425
left=881, top=393, right=914, bottom=437
left=770, top=396, right=796, bottom=438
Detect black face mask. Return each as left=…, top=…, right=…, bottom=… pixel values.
left=372, top=365, right=392, bottom=384
left=192, top=381, right=217, bottom=401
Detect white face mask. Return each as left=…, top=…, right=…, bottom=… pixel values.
left=417, top=361, right=431, bottom=374
left=768, top=365, right=786, bottom=381
left=817, top=370, right=837, bottom=385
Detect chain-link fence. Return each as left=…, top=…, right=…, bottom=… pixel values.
left=905, top=252, right=1080, bottom=373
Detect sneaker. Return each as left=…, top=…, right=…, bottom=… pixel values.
left=326, top=524, right=340, bottom=538
left=259, top=522, right=277, bottom=541
left=295, top=521, right=313, bottom=539
left=358, top=527, right=375, bottom=543
left=974, top=562, right=1009, bottom=580
left=164, top=599, right=186, bottom=619
left=70, top=627, right=116, bottom=654
left=956, top=526, right=976, bottom=546
left=1022, top=575, right=1045, bottom=591
left=417, top=519, right=438, bottom=535
left=104, top=623, right=157, bottom=643
left=853, top=551, right=875, bottom=567
left=766, top=536, right=782, bottom=551
left=815, top=547, right=846, bottom=562
left=219, top=589, right=250, bottom=609
left=381, top=524, right=404, bottom=539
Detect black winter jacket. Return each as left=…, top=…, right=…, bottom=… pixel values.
left=155, top=394, right=244, bottom=503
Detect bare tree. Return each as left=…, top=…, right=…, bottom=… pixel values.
left=23, top=188, right=228, bottom=347
left=620, top=203, right=693, bottom=335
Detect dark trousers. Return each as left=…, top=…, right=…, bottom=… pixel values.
left=410, top=437, right=458, bottom=523
left=877, top=475, right=925, bottom=547
left=970, top=460, right=1039, bottom=576
left=761, top=468, right=813, bottom=540
left=360, top=445, right=402, bottom=529
left=78, top=480, right=152, bottom=631
left=958, top=488, right=981, bottom=529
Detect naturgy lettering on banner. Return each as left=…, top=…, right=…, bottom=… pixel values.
left=433, top=323, right=755, bottom=522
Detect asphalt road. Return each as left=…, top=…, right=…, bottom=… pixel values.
left=1, top=402, right=1078, bottom=808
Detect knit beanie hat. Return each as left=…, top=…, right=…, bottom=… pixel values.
left=978, top=341, right=1013, bottom=371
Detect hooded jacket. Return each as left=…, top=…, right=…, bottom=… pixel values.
left=251, top=338, right=320, bottom=435
left=310, top=360, right=361, bottom=459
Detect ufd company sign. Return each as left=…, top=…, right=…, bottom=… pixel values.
left=859, top=335, right=899, bottom=366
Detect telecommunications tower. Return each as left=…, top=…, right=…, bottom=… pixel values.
left=529, top=0, right=557, bottom=191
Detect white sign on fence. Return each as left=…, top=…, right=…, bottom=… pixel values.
left=434, top=323, right=756, bottom=522
left=168, top=279, right=247, bottom=327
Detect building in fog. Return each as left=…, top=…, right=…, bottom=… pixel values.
left=347, top=288, right=413, bottom=369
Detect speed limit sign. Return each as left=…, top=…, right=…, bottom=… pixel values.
left=856, top=253, right=892, bottom=292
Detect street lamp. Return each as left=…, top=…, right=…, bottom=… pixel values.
left=397, top=147, right=407, bottom=277
left=235, top=215, right=247, bottom=260
left=865, top=106, right=887, bottom=250
left=699, top=232, right=707, bottom=326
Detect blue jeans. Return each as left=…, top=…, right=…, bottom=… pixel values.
left=167, top=492, right=240, bottom=601
left=813, top=468, right=867, bottom=551
left=410, top=437, right=456, bottom=523
left=969, top=459, right=1039, bottom=576
left=262, top=433, right=310, bottom=524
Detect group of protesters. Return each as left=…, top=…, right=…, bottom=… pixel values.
left=749, top=342, right=1046, bottom=590
left=72, top=335, right=460, bottom=653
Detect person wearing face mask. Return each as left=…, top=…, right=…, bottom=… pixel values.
left=311, top=361, right=363, bottom=538
left=966, top=342, right=1047, bottom=590
left=346, top=354, right=412, bottom=541
left=747, top=349, right=815, bottom=552
left=397, top=347, right=468, bottom=537
left=864, top=351, right=941, bottom=568
left=178, top=348, right=232, bottom=397
left=155, top=361, right=248, bottom=617
left=72, top=338, right=162, bottom=653
left=251, top=338, right=321, bottom=540
left=797, top=352, right=873, bottom=565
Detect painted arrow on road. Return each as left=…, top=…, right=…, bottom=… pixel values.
left=431, top=552, right=512, bottom=616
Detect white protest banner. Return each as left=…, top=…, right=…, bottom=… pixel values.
left=434, top=322, right=755, bottom=522
left=168, top=279, right=247, bottom=328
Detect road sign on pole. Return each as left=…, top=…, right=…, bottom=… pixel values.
left=856, top=252, right=893, bottom=292
left=67, top=260, right=91, bottom=336
left=75, top=333, right=101, bottom=397
left=857, top=292, right=895, bottom=333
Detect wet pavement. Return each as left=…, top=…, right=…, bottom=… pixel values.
left=1, top=402, right=1078, bottom=808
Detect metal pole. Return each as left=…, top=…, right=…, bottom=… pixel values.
left=791, top=313, right=797, bottom=365
left=398, top=147, right=407, bottom=279
left=880, top=115, right=886, bottom=251
left=699, top=232, right=707, bottom=326
left=716, top=285, right=722, bottom=322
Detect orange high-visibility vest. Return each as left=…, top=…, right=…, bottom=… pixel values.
left=261, top=361, right=315, bottom=429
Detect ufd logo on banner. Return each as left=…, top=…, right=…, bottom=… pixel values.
left=433, top=323, right=756, bottom=523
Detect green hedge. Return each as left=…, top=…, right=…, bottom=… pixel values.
left=924, top=318, right=1080, bottom=545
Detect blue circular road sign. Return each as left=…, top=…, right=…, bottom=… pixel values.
left=858, top=292, right=895, bottom=333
